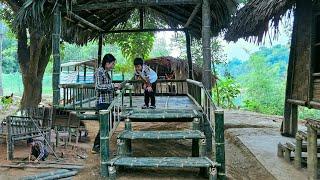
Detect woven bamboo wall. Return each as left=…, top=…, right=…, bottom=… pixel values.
left=313, top=79, right=320, bottom=100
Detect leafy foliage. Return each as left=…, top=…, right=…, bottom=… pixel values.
left=105, top=9, right=158, bottom=62
left=213, top=76, right=240, bottom=108
left=240, top=52, right=286, bottom=115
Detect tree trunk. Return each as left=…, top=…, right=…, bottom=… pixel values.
left=17, top=28, right=52, bottom=109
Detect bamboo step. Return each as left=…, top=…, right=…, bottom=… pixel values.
left=117, top=130, right=205, bottom=140
left=107, top=157, right=215, bottom=168
left=121, top=109, right=201, bottom=122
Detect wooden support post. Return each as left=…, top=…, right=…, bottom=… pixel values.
left=283, top=148, right=291, bottom=162
left=98, top=34, right=103, bottom=66
left=117, top=139, right=126, bottom=156
left=6, top=117, right=13, bottom=160
left=125, top=118, right=132, bottom=155
left=277, top=143, right=284, bottom=157
left=199, top=139, right=207, bottom=176
left=307, top=125, right=317, bottom=180
left=108, top=166, right=116, bottom=180
left=215, top=110, right=225, bottom=180
left=129, top=88, right=133, bottom=107
left=192, top=118, right=200, bottom=157
left=52, top=5, right=61, bottom=105
left=55, top=126, right=59, bottom=148
left=84, top=65, right=87, bottom=81
left=185, top=30, right=193, bottom=79
left=209, top=167, right=217, bottom=180
left=99, top=110, right=109, bottom=177
left=294, top=137, right=302, bottom=169
left=139, top=8, right=144, bottom=29
left=202, top=0, right=212, bottom=91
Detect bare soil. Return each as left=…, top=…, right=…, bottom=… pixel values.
left=0, top=119, right=274, bottom=180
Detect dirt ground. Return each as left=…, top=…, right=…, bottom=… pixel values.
left=0, top=118, right=275, bottom=180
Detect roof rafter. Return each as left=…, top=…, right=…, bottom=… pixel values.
left=184, top=3, right=201, bottom=28
left=67, top=11, right=105, bottom=32
left=71, top=0, right=201, bottom=11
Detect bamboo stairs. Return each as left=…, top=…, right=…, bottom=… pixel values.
left=106, top=109, right=218, bottom=179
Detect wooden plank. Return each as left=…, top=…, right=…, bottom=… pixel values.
left=71, top=0, right=200, bottom=11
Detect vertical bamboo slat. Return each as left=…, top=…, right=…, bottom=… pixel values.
left=215, top=110, right=225, bottom=180
left=100, top=110, right=109, bottom=177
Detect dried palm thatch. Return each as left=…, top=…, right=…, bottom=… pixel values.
left=145, top=56, right=217, bottom=85
left=225, top=0, right=296, bottom=43
left=12, top=0, right=238, bottom=45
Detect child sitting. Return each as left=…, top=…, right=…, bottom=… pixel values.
left=133, top=58, right=158, bottom=109
left=27, top=138, right=48, bottom=162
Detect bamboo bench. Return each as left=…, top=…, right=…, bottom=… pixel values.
left=277, top=119, right=320, bottom=180
left=6, top=116, right=50, bottom=160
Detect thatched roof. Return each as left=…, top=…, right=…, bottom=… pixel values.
left=13, top=0, right=238, bottom=45
left=224, top=0, right=296, bottom=43
left=145, top=56, right=217, bottom=84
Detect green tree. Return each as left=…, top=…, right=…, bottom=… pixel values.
left=240, top=53, right=286, bottom=115
left=1, top=1, right=54, bottom=108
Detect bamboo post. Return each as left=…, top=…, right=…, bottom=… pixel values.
left=294, top=136, right=302, bottom=169
left=283, top=147, right=291, bottom=162
left=6, top=117, right=13, bottom=160
left=125, top=118, right=132, bottom=155
left=129, top=88, right=133, bottom=107
left=209, top=167, right=217, bottom=180
left=199, top=139, right=207, bottom=176
left=185, top=30, right=193, bottom=79
left=52, top=5, right=61, bottom=106
left=117, top=139, right=126, bottom=156
left=214, top=110, right=225, bottom=180
left=192, top=118, right=200, bottom=157
left=108, top=166, right=116, bottom=180
left=98, top=34, right=103, bottom=66
left=307, top=124, right=317, bottom=180
left=55, top=126, right=59, bottom=147
left=277, top=143, right=284, bottom=157
left=99, top=110, right=109, bottom=177
left=202, top=0, right=212, bottom=91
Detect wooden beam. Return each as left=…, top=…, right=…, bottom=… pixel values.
left=104, top=28, right=185, bottom=34
left=153, top=6, right=201, bottom=27
left=68, top=12, right=104, bottom=31
left=71, top=0, right=201, bottom=11
left=184, top=3, right=201, bottom=28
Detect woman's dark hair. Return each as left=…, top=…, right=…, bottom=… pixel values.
left=101, top=54, right=116, bottom=69
left=27, top=138, right=34, bottom=144
left=133, top=58, right=144, bottom=66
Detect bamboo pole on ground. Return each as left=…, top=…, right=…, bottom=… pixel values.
left=214, top=110, right=225, bottom=180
